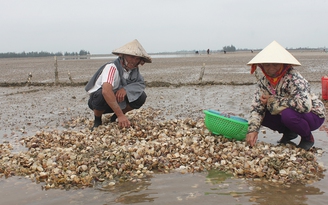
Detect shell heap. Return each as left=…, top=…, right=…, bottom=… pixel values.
left=0, top=108, right=325, bottom=190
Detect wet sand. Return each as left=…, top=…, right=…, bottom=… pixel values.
left=1, top=51, right=328, bottom=205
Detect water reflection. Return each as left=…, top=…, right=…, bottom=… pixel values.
left=245, top=181, right=324, bottom=205
left=206, top=170, right=232, bottom=184
left=151, top=54, right=196, bottom=58
left=201, top=170, right=325, bottom=205
left=62, top=53, right=197, bottom=60
left=0, top=168, right=326, bottom=204
left=90, top=169, right=326, bottom=205
left=97, top=177, right=155, bottom=204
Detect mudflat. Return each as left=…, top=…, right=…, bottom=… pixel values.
left=1, top=51, right=328, bottom=205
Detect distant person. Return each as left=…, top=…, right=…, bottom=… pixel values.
left=251, top=50, right=253, bottom=53
left=85, top=39, right=152, bottom=130
left=207, top=49, right=210, bottom=55
left=246, top=41, right=326, bottom=150
left=195, top=51, right=199, bottom=54
left=224, top=50, right=226, bottom=54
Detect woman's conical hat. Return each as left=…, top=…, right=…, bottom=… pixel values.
left=247, top=40, right=301, bottom=66
left=112, top=39, right=152, bottom=63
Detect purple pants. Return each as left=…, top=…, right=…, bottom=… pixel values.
left=261, top=108, right=324, bottom=140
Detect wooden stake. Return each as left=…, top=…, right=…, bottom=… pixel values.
left=54, top=56, right=59, bottom=84
left=199, top=63, right=206, bottom=81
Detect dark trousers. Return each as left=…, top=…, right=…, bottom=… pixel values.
left=262, top=108, right=324, bottom=140
left=88, top=88, right=147, bottom=114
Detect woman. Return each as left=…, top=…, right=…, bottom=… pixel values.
left=246, top=41, right=326, bottom=150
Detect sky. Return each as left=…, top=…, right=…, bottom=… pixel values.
left=1, top=0, right=327, bottom=54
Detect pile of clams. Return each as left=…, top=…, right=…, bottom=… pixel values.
left=0, top=108, right=325, bottom=190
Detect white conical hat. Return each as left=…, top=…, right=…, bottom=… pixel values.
left=112, top=39, right=152, bottom=63
left=247, top=40, right=301, bottom=66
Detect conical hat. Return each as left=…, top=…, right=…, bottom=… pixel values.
left=247, top=40, right=301, bottom=66
left=112, top=39, right=152, bottom=63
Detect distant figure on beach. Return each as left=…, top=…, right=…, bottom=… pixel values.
left=207, top=49, right=210, bottom=55
left=85, top=39, right=151, bottom=130
left=246, top=41, right=325, bottom=150
left=27, top=72, right=32, bottom=83
left=251, top=50, right=253, bottom=53
left=195, top=51, right=199, bottom=54
left=224, top=50, right=226, bottom=54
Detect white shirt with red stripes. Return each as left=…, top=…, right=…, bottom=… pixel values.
left=87, top=63, right=131, bottom=93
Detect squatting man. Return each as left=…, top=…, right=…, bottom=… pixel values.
left=85, top=39, right=152, bottom=130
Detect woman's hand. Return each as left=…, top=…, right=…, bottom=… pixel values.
left=260, top=94, right=270, bottom=106
left=246, top=132, right=258, bottom=147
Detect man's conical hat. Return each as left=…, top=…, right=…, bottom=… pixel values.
left=112, top=39, right=152, bottom=63
left=247, top=40, right=301, bottom=66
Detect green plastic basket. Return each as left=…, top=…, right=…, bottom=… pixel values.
left=203, top=110, right=248, bottom=141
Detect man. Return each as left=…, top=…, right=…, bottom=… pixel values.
left=85, top=39, right=152, bottom=130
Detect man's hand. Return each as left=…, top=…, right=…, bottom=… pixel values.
left=102, top=83, right=129, bottom=128
left=117, top=115, right=131, bottom=128
left=115, top=88, right=127, bottom=102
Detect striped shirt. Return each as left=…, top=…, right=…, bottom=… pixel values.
left=87, top=63, right=130, bottom=93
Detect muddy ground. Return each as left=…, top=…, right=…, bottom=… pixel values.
left=1, top=51, right=328, bottom=205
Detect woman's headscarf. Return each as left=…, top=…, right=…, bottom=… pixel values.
left=259, top=64, right=292, bottom=86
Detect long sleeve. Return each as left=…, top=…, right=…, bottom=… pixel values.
left=248, top=83, right=267, bottom=133
left=248, top=68, right=326, bottom=133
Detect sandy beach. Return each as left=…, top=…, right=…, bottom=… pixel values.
left=1, top=51, right=328, bottom=205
